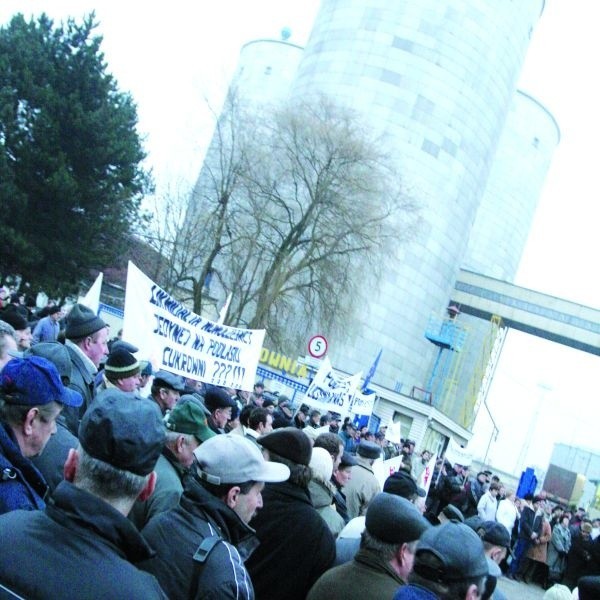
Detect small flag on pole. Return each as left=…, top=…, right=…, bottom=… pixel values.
left=361, top=348, right=382, bottom=392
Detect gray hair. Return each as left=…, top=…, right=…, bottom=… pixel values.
left=73, top=446, right=149, bottom=502
left=0, top=320, right=17, bottom=358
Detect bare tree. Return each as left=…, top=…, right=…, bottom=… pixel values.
left=157, top=94, right=421, bottom=351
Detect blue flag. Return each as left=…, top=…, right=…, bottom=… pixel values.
left=361, top=348, right=382, bottom=393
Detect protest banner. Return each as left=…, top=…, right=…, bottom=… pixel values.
left=77, top=272, right=103, bottom=313
left=444, top=437, right=473, bottom=467
left=303, top=357, right=361, bottom=418
left=373, top=455, right=405, bottom=489
left=350, top=389, right=376, bottom=420
left=122, top=262, right=265, bottom=390
left=384, top=420, right=402, bottom=444
left=417, top=453, right=438, bottom=496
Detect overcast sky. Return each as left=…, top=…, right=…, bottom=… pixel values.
left=1, top=1, right=598, bottom=477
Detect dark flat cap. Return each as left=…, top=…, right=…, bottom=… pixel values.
left=481, top=521, right=510, bottom=548
left=258, top=427, right=312, bottom=466
left=441, top=504, right=464, bottom=522
left=384, top=470, right=422, bottom=499
left=415, top=522, right=488, bottom=582
left=153, top=370, right=186, bottom=392
left=110, top=339, right=139, bottom=354
left=339, top=451, right=357, bottom=469
left=25, top=342, right=72, bottom=382
left=166, top=399, right=216, bottom=443
left=578, top=576, right=600, bottom=600
left=365, top=492, right=430, bottom=544
left=203, top=386, right=237, bottom=412
left=65, top=304, right=106, bottom=339
left=79, top=391, right=165, bottom=476
left=357, top=441, right=381, bottom=460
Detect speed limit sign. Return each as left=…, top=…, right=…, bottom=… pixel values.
left=308, top=334, right=328, bottom=358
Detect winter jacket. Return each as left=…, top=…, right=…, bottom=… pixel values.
left=527, top=517, right=551, bottom=563
left=129, top=448, right=187, bottom=530
left=140, top=476, right=257, bottom=600
left=246, top=480, right=335, bottom=600
left=343, top=457, right=381, bottom=519
left=308, top=546, right=405, bottom=600
left=547, top=523, right=571, bottom=580
left=65, top=340, right=97, bottom=434
left=0, top=481, right=165, bottom=599
left=0, top=421, right=47, bottom=515
left=309, top=475, right=345, bottom=538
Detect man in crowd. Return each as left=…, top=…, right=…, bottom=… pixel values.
left=271, top=395, right=293, bottom=428
left=308, top=493, right=431, bottom=599
left=97, top=347, right=141, bottom=394
left=343, top=440, right=382, bottom=519
left=245, top=407, right=273, bottom=445
left=0, top=310, right=32, bottom=351
left=140, top=434, right=289, bottom=599
left=338, top=420, right=358, bottom=452
left=249, top=381, right=265, bottom=406
left=0, top=356, right=82, bottom=514
left=149, top=370, right=186, bottom=415
left=29, top=343, right=80, bottom=492
left=314, top=431, right=344, bottom=472
left=204, top=386, right=238, bottom=434
left=508, top=493, right=542, bottom=580
left=0, top=391, right=166, bottom=598
left=412, top=449, right=432, bottom=483
left=394, top=521, right=491, bottom=600
left=0, top=321, right=17, bottom=371
left=246, top=427, right=336, bottom=600
left=330, top=452, right=354, bottom=522
left=130, top=398, right=216, bottom=529
left=63, top=303, right=109, bottom=433
left=31, top=304, right=62, bottom=343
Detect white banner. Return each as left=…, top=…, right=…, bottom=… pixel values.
left=373, top=455, right=404, bottom=489
left=78, top=272, right=103, bottom=314
left=444, top=437, right=473, bottom=467
left=417, top=453, right=438, bottom=496
left=123, top=262, right=265, bottom=391
left=303, top=357, right=361, bottom=418
left=350, top=390, right=376, bottom=418
left=385, top=420, right=402, bottom=444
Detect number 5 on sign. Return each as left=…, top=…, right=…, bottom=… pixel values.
left=308, top=334, right=328, bottom=358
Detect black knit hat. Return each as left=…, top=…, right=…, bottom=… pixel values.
left=104, top=348, right=140, bottom=379
left=258, top=427, right=312, bottom=466
left=65, top=303, right=106, bottom=339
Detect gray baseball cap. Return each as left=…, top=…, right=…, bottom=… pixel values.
left=193, top=434, right=290, bottom=485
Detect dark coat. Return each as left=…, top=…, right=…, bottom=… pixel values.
left=307, top=547, right=405, bottom=600
left=246, top=480, right=336, bottom=600
left=129, top=448, right=187, bottom=530
left=0, top=481, right=165, bottom=599
left=140, top=476, right=258, bottom=600
left=563, top=530, right=597, bottom=589
left=31, top=421, right=78, bottom=493
left=65, top=342, right=96, bottom=434
left=0, top=421, right=47, bottom=515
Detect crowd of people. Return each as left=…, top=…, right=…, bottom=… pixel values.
left=0, top=300, right=599, bottom=599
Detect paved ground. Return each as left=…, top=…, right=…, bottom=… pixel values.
left=496, top=576, right=546, bottom=599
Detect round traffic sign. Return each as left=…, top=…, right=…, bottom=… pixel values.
left=308, top=334, right=328, bottom=358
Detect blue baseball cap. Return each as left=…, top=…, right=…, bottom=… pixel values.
left=0, top=356, right=83, bottom=407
